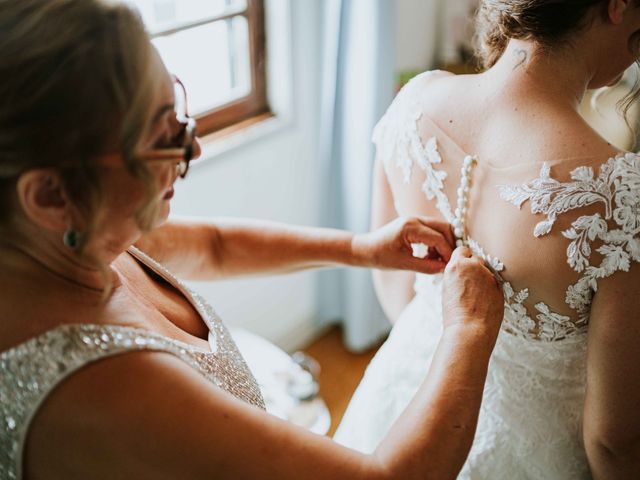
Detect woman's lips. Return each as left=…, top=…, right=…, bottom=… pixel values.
left=163, top=187, right=175, bottom=200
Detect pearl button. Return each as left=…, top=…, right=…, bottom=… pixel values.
left=454, top=155, right=476, bottom=245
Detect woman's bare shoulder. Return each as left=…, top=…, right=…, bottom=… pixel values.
left=25, top=349, right=372, bottom=480
left=25, top=351, right=229, bottom=479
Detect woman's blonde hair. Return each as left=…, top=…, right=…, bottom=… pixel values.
left=0, top=0, right=163, bottom=250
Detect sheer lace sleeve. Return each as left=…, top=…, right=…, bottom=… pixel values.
left=372, top=70, right=442, bottom=180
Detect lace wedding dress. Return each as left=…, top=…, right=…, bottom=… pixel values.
left=334, top=71, right=640, bottom=479
left=0, top=247, right=265, bottom=480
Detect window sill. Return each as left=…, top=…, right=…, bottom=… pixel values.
left=193, top=112, right=291, bottom=167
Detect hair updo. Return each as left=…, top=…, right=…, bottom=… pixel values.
left=475, top=0, right=640, bottom=127
left=475, top=0, right=606, bottom=68
left=0, top=0, right=162, bottom=247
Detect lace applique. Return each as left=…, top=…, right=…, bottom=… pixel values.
left=467, top=237, right=504, bottom=275
left=500, top=153, right=640, bottom=320
left=502, top=282, right=536, bottom=337
left=373, top=72, right=454, bottom=222
left=372, top=75, right=426, bottom=184
left=418, top=137, right=452, bottom=221
left=377, top=73, right=585, bottom=342
left=466, top=237, right=577, bottom=340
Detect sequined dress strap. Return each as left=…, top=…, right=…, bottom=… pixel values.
left=0, top=250, right=265, bottom=480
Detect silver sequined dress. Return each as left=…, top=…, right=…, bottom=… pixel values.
left=0, top=246, right=265, bottom=480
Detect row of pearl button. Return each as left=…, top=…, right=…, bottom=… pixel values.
left=453, top=155, right=476, bottom=247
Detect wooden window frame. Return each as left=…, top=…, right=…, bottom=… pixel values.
left=152, top=0, right=270, bottom=137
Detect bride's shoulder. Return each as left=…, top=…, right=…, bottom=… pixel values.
left=374, top=70, right=455, bottom=138
left=389, top=70, right=455, bottom=108
left=557, top=145, right=640, bottom=180
left=587, top=150, right=640, bottom=187
left=401, top=69, right=455, bottom=88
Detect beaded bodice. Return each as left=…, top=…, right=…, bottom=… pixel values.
left=0, top=246, right=265, bottom=480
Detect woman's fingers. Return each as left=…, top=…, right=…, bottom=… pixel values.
left=447, top=246, right=498, bottom=287
left=407, top=225, right=453, bottom=262
left=417, top=217, right=456, bottom=248
left=403, top=254, right=447, bottom=274
left=415, top=258, right=448, bottom=274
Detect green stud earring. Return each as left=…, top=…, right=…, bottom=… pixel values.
left=63, top=229, right=80, bottom=250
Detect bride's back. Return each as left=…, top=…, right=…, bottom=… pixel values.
left=379, top=67, right=634, bottom=341
left=337, top=2, right=640, bottom=476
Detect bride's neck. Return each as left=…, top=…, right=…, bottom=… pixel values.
left=486, top=39, right=593, bottom=110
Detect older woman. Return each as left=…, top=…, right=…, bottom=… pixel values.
left=0, top=1, right=503, bottom=479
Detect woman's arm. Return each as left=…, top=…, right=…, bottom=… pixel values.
left=583, top=263, right=640, bottom=478
left=135, top=214, right=453, bottom=282
left=29, top=248, right=502, bottom=480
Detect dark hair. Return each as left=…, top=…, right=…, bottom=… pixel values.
left=475, top=0, right=640, bottom=137
left=474, top=0, right=606, bottom=68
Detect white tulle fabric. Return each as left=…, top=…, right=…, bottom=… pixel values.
left=334, top=71, right=640, bottom=479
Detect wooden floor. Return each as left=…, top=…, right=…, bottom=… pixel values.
left=302, top=326, right=383, bottom=437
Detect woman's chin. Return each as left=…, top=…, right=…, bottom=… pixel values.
left=159, top=202, right=171, bottom=220
left=151, top=201, right=171, bottom=228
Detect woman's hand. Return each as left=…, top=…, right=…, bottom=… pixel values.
left=442, top=246, right=504, bottom=343
left=352, top=216, right=456, bottom=274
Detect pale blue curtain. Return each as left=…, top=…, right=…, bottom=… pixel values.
left=316, top=0, right=396, bottom=351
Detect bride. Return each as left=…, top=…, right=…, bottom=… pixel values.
left=334, top=0, right=640, bottom=478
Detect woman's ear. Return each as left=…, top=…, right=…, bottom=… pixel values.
left=608, top=0, right=631, bottom=25
left=16, top=169, right=70, bottom=232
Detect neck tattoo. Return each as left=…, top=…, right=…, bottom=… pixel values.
left=513, top=48, right=528, bottom=70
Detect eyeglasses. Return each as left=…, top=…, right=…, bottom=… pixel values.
left=97, top=75, right=197, bottom=178
left=140, top=76, right=197, bottom=178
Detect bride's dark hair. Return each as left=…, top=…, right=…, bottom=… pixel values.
left=475, top=0, right=605, bottom=68
left=475, top=0, right=640, bottom=124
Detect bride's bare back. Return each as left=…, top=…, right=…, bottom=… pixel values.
left=380, top=66, right=626, bottom=338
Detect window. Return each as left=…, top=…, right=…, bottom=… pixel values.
left=127, top=0, right=269, bottom=136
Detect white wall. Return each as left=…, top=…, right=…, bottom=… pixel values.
left=169, top=0, right=324, bottom=351
left=395, top=0, right=440, bottom=72
left=395, top=0, right=478, bottom=72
